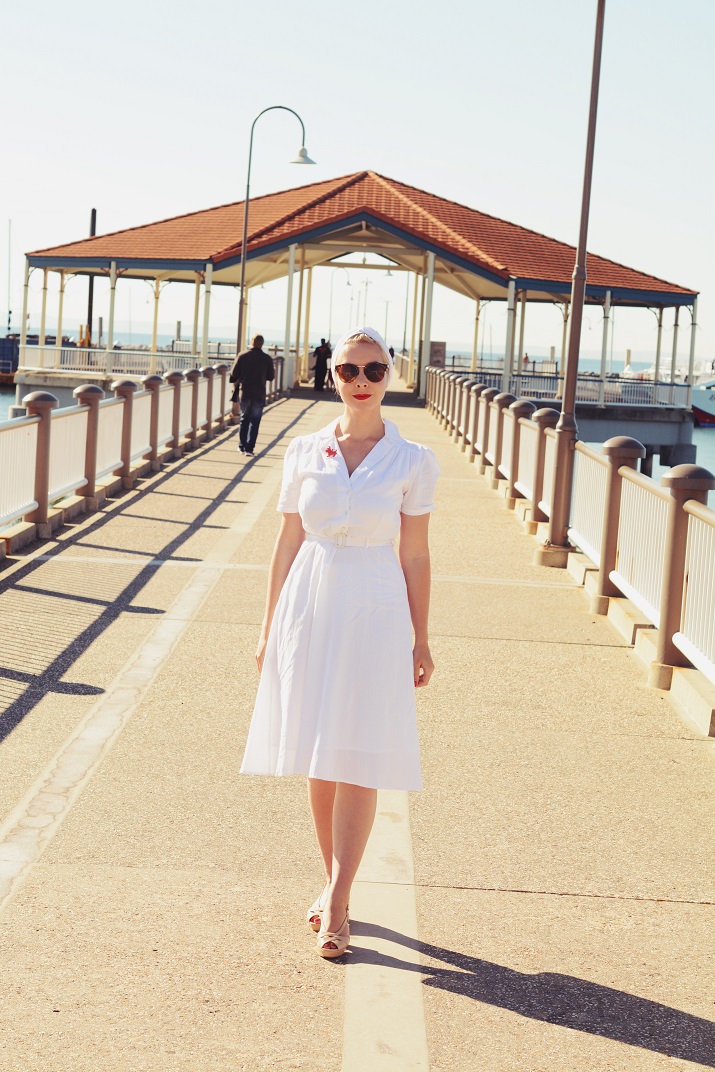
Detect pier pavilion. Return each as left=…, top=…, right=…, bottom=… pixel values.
left=20, top=170, right=698, bottom=398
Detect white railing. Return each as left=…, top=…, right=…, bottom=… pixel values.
left=0, top=417, right=39, bottom=527
left=211, top=380, right=222, bottom=421
left=96, top=398, right=124, bottom=479
left=48, top=406, right=89, bottom=501
left=674, top=504, right=715, bottom=686
left=130, top=391, right=152, bottom=462
left=18, top=345, right=202, bottom=378
left=157, top=385, right=174, bottom=447
left=540, top=430, right=557, bottom=517
left=197, top=378, right=209, bottom=428
left=515, top=419, right=538, bottom=500
left=568, top=445, right=608, bottom=566
left=179, top=381, right=193, bottom=436
left=611, top=473, right=669, bottom=625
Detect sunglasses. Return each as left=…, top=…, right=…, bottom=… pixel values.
left=334, top=362, right=390, bottom=383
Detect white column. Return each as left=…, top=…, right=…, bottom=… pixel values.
left=598, top=289, right=611, bottom=404
left=38, top=268, right=48, bottom=348
left=20, top=259, right=30, bottom=349
left=201, top=262, right=213, bottom=363
left=408, top=270, right=420, bottom=385
left=150, top=279, right=160, bottom=370
left=670, top=306, right=680, bottom=381
left=516, top=290, right=526, bottom=371
left=687, top=298, right=698, bottom=408
left=654, top=306, right=663, bottom=382
left=303, top=267, right=313, bottom=379
left=105, top=261, right=117, bottom=373
left=284, top=243, right=296, bottom=386
left=294, top=248, right=305, bottom=383
left=419, top=251, right=435, bottom=398
left=470, top=297, right=481, bottom=373
left=191, top=273, right=201, bottom=355
left=501, top=279, right=516, bottom=392
left=55, top=271, right=65, bottom=368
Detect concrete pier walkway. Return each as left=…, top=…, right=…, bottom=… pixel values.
left=0, top=396, right=712, bottom=1071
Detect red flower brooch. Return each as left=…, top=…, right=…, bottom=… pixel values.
left=325, top=446, right=337, bottom=458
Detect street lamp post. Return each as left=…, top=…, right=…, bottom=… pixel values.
left=328, top=266, right=350, bottom=341
left=383, top=300, right=390, bottom=342
left=235, top=106, right=315, bottom=356
left=538, top=0, right=606, bottom=565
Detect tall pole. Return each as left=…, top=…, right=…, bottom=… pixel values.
left=402, top=272, right=410, bottom=352
left=543, top=0, right=606, bottom=559
left=470, top=297, right=481, bottom=372
left=284, top=243, right=296, bottom=385
left=418, top=251, right=435, bottom=397
left=654, top=306, right=663, bottom=382
left=235, top=105, right=312, bottom=356
left=598, top=289, right=611, bottom=404
left=501, top=279, right=516, bottom=392
left=87, top=208, right=96, bottom=343
left=686, top=298, right=697, bottom=409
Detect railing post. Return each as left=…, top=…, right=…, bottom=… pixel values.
left=526, top=408, right=560, bottom=531
left=457, top=379, right=476, bottom=451
left=490, top=392, right=517, bottom=489
left=505, top=399, right=536, bottom=504
left=201, top=366, right=215, bottom=441
left=214, top=363, right=228, bottom=431
left=185, top=368, right=201, bottom=450
left=73, top=384, right=105, bottom=502
left=444, top=373, right=460, bottom=430
left=648, top=465, right=715, bottom=689
left=590, top=436, right=646, bottom=615
left=166, top=371, right=184, bottom=457
left=451, top=376, right=471, bottom=443
left=23, top=391, right=59, bottom=534
left=466, top=383, right=486, bottom=463
left=477, top=388, right=499, bottom=475
left=112, top=378, right=138, bottom=489
left=141, top=374, right=164, bottom=471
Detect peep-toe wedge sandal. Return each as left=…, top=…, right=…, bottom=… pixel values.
left=317, top=909, right=350, bottom=959
left=306, top=881, right=330, bottom=932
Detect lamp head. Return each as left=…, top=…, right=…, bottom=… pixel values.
left=291, top=146, right=316, bottom=165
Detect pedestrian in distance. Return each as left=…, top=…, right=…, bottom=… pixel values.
left=240, top=325, right=440, bottom=958
left=312, top=338, right=331, bottom=392
left=229, top=334, right=275, bottom=456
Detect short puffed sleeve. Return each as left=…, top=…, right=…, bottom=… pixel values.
left=276, top=436, right=303, bottom=513
left=401, top=445, right=440, bottom=516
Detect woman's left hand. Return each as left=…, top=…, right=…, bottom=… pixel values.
left=413, top=642, right=434, bottom=688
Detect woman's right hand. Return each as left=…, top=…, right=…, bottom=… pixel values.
left=255, top=634, right=268, bottom=674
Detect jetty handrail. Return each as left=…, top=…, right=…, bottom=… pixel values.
left=0, top=364, right=239, bottom=544
left=425, top=363, right=715, bottom=697
left=0, top=415, right=40, bottom=528
left=567, top=443, right=608, bottom=566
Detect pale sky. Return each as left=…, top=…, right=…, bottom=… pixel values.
left=3, top=0, right=713, bottom=364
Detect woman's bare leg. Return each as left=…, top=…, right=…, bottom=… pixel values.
left=307, top=777, right=336, bottom=881
left=322, top=782, right=377, bottom=937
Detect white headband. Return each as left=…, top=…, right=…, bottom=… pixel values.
left=330, top=325, right=393, bottom=370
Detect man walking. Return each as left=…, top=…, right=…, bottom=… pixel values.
left=229, top=334, right=275, bottom=456
left=312, top=338, right=331, bottom=392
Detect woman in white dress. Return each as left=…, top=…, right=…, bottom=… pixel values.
left=241, top=326, right=439, bottom=957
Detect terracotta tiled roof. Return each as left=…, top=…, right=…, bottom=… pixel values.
left=30, top=171, right=696, bottom=297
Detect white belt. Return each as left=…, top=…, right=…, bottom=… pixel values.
left=305, top=532, right=395, bottom=549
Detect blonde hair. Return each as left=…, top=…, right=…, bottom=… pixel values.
left=341, top=332, right=384, bottom=351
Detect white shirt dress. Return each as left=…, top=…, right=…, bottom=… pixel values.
left=240, top=416, right=440, bottom=791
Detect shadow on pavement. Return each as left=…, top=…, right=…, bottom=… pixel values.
left=349, top=920, right=715, bottom=1067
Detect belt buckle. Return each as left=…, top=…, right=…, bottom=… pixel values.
left=335, top=532, right=347, bottom=548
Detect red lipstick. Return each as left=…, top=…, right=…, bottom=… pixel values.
left=353, top=394, right=371, bottom=400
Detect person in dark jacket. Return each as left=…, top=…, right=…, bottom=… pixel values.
left=229, top=334, right=275, bottom=456
left=312, top=338, right=331, bottom=392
